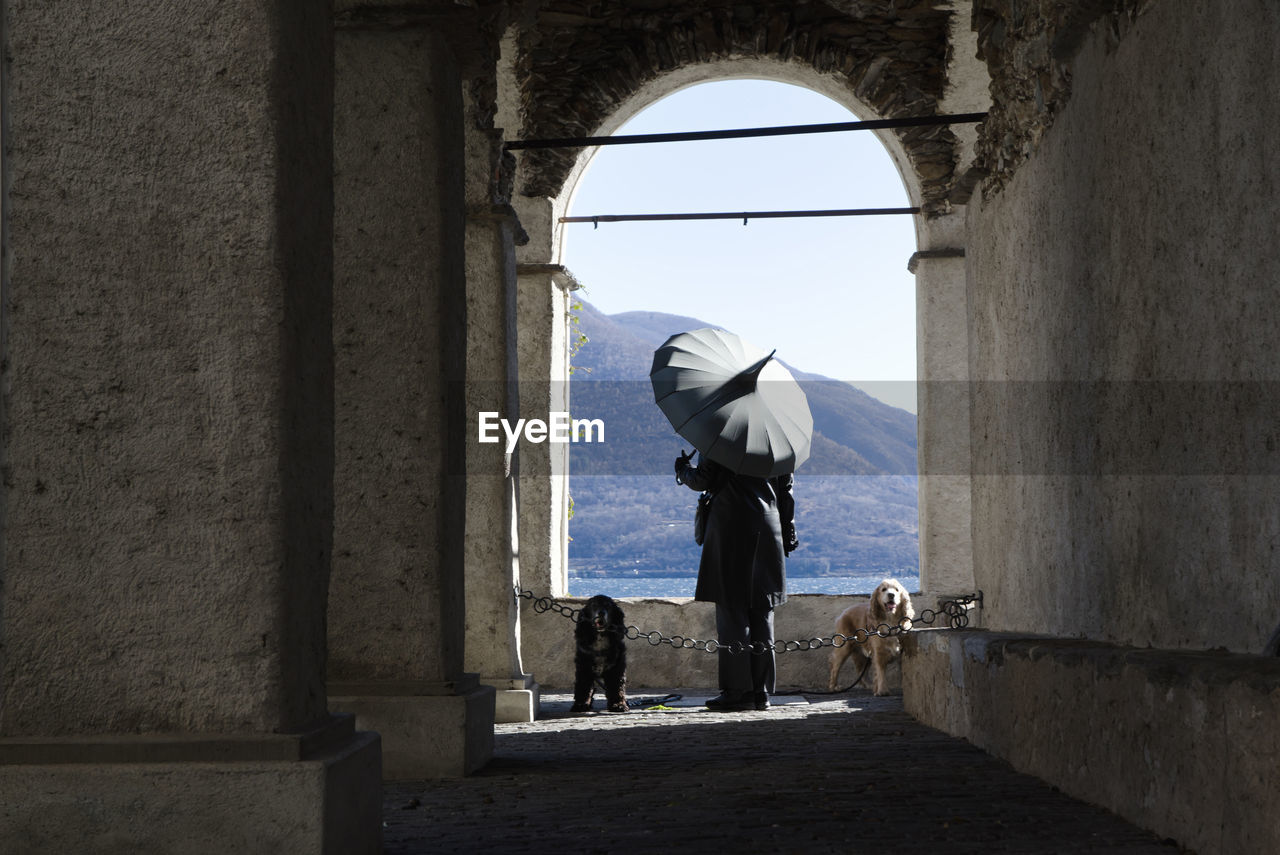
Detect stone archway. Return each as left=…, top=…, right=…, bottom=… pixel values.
left=498, top=4, right=988, bottom=693
left=508, top=2, right=971, bottom=212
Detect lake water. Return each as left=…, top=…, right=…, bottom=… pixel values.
left=568, top=572, right=920, bottom=599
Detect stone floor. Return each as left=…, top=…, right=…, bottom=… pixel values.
left=383, top=689, right=1190, bottom=854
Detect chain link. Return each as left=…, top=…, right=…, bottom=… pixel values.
left=514, top=587, right=982, bottom=656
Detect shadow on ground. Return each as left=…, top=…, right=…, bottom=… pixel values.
left=383, top=689, right=1186, bottom=855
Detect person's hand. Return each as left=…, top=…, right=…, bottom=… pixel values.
left=783, top=521, right=799, bottom=555
left=674, top=449, right=694, bottom=476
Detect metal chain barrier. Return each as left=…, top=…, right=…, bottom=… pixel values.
left=514, top=587, right=982, bottom=656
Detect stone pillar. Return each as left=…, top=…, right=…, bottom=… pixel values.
left=907, top=3, right=987, bottom=607
left=328, top=15, right=494, bottom=778
left=515, top=264, right=579, bottom=601
left=0, top=2, right=381, bottom=850
left=460, top=102, right=540, bottom=724
left=910, top=213, right=977, bottom=601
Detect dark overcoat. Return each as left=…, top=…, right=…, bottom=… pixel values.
left=677, top=455, right=794, bottom=608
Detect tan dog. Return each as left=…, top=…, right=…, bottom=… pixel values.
left=827, top=579, right=915, bottom=695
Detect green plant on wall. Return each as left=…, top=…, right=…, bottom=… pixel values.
left=566, top=296, right=587, bottom=528
left=568, top=298, right=590, bottom=375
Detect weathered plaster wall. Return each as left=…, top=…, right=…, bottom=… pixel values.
left=966, top=1, right=1280, bottom=651
left=970, top=0, right=1153, bottom=192
left=0, top=0, right=334, bottom=736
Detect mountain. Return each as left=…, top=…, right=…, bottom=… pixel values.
left=565, top=300, right=919, bottom=579
left=568, top=301, right=917, bottom=476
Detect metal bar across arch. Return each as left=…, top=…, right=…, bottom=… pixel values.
left=504, top=112, right=987, bottom=151
left=560, top=207, right=921, bottom=225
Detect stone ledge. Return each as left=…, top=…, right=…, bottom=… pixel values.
left=0, top=713, right=357, bottom=766
left=0, top=729, right=382, bottom=854
left=331, top=683, right=495, bottom=779
left=516, top=262, right=582, bottom=291
left=328, top=674, right=481, bottom=697
left=479, top=673, right=541, bottom=723
left=906, top=246, right=965, bottom=273
left=903, top=628, right=1280, bottom=855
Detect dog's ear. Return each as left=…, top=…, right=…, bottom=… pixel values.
left=899, top=589, right=915, bottom=620
left=869, top=588, right=887, bottom=622
left=611, top=602, right=625, bottom=625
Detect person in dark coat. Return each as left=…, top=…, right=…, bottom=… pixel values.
left=676, top=450, right=798, bottom=711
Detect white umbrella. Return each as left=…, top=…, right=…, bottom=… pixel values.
left=650, top=327, right=813, bottom=478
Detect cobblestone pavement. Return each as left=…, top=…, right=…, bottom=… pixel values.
left=383, top=689, right=1189, bottom=855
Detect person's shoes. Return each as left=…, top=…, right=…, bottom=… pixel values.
left=753, top=692, right=770, bottom=710
left=704, top=692, right=754, bottom=712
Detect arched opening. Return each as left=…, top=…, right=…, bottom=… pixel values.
left=559, top=78, right=921, bottom=599
left=506, top=51, right=979, bottom=693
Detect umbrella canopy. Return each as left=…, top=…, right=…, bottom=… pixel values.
left=650, top=327, right=813, bottom=478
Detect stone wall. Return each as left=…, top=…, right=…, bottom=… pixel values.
left=510, top=0, right=965, bottom=213
left=971, top=0, right=1153, bottom=192
left=0, top=1, right=382, bottom=848
left=0, top=0, right=335, bottom=740
left=966, top=0, right=1280, bottom=652
left=905, top=630, right=1280, bottom=854
left=519, top=593, right=955, bottom=692
left=327, top=8, right=502, bottom=771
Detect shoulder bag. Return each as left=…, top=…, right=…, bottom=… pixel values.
left=694, top=490, right=714, bottom=545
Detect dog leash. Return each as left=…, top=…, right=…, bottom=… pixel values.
left=778, top=657, right=872, bottom=696
left=586, top=676, right=683, bottom=711
left=573, top=692, right=683, bottom=713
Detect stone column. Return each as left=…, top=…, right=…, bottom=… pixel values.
left=911, top=213, right=977, bottom=601
left=906, top=3, right=986, bottom=608
left=328, top=14, right=494, bottom=777
left=460, top=104, right=540, bottom=724
left=515, top=264, right=579, bottom=600
left=0, top=2, right=381, bottom=850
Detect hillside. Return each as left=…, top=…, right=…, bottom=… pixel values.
left=566, top=301, right=920, bottom=579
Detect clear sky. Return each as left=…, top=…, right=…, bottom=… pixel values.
left=561, top=79, right=920, bottom=413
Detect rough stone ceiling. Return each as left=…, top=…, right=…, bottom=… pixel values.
left=510, top=0, right=964, bottom=213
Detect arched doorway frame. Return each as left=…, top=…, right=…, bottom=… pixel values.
left=504, top=54, right=975, bottom=607
left=551, top=59, right=929, bottom=264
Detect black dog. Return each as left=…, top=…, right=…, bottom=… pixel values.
left=570, top=595, right=629, bottom=712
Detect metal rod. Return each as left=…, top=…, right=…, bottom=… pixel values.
left=560, top=207, right=921, bottom=225
left=505, top=112, right=986, bottom=151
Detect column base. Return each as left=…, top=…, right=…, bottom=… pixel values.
left=0, top=715, right=381, bottom=854
left=480, top=673, right=541, bottom=723
left=330, top=676, right=495, bottom=779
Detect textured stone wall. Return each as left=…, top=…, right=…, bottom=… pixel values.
left=0, top=0, right=334, bottom=737
left=511, top=0, right=965, bottom=213
left=330, top=28, right=467, bottom=684
left=906, top=630, right=1280, bottom=854
left=966, top=0, right=1280, bottom=652
left=971, top=0, right=1153, bottom=193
